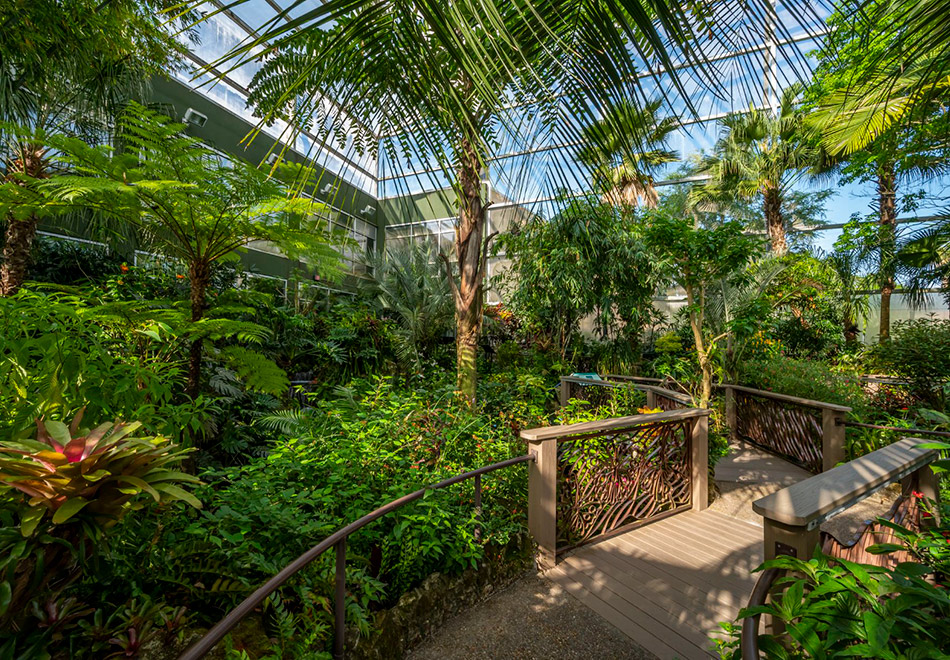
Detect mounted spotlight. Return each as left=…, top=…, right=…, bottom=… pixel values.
left=265, top=153, right=280, bottom=166
left=182, top=108, right=208, bottom=128
left=359, top=205, right=376, bottom=216
left=320, top=183, right=336, bottom=195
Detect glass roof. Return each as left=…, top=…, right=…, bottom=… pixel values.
left=177, top=0, right=831, bottom=205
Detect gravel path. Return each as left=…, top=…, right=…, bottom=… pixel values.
left=408, top=571, right=655, bottom=660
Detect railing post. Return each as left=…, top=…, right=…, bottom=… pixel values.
left=724, top=385, right=737, bottom=440
left=559, top=377, right=571, bottom=408
left=691, top=412, right=709, bottom=511
left=527, top=439, right=558, bottom=570
left=333, top=539, right=346, bottom=660
left=762, top=518, right=820, bottom=563
left=821, top=407, right=847, bottom=472
left=645, top=387, right=657, bottom=409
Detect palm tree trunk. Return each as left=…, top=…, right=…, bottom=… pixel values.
left=763, top=185, right=787, bottom=255
left=1, top=215, right=40, bottom=296
left=450, top=134, right=487, bottom=407
left=187, top=260, right=211, bottom=398
left=1, top=143, right=48, bottom=296
left=877, top=161, right=897, bottom=341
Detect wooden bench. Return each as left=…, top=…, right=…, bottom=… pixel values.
left=752, top=437, right=940, bottom=561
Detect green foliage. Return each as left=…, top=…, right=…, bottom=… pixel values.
left=868, top=318, right=950, bottom=406
left=0, top=412, right=198, bottom=653
left=738, top=358, right=866, bottom=412
left=497, top=195, right=659, bottom=360
left=720, top=498, right=950, bottom=659
left=0, top=289, right=190, bottom=440
left=96, top=374, right=535, bottom=655
left=363, top=243, right=453, bottom=368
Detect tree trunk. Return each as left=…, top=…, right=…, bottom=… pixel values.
left=447, top=134, right=487, bottom=408
left=877, top=162, right=897, bottom=341
left=1, top=143, right=49, bottom=296
left=686, top=286, right=712, bottom=408
left=1, top=214, right=40, bottom=296
left=186, top=260, right=211, bottom=398
left=763, top=185, right=787, bottom=255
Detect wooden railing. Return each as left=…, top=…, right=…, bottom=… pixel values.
left=521, top=407, right=710, bottom=570
left=723, top=385, right=850, bottom=473
left=558, top=375, right=692, bottom=411
left=741, top=437, right=941, bottom=658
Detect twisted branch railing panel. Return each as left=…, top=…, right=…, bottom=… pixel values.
left=734, top=391, right=823, bottom=473
left=556, top=418, right=692, bottom=550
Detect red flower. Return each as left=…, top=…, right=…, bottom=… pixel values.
left=176, top=274, right=185, bottom=280
left=120, top=263, right=129, bottom=273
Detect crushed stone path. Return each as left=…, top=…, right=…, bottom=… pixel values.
left=408, top=571, right=655, bottom=660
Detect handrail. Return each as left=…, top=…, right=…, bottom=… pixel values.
left=521, top=407, right=710, bottom=442
left=559, top=375, right=693, bottom=407
left=740, top=567, right=783, bottom=660
left=179, top=454, right=535, bottom=660
left=842, top=421, right=950, bottom=439
left=724, top=384, right=852, bottom=413
left=752, top=437, right=937, bottom=529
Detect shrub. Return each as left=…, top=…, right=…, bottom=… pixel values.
left=868, top=317, right=950, bottom=406
left=718, top=498, right=950, bottom=659
left=738, top=358, right=866, bottom=411
left=96, top=375, right=533, bottom=656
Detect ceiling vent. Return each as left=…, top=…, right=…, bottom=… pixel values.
left=183, top=108, right=208, bottom=128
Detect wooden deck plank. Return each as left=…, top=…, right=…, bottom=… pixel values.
left=549, top=561, right=714, bottom=659
left=563, top=548, right=734, bottom=638
left=548, top=564, right=683, bottom=660
left=550, top=509, right=765, bottom=659
left=577, top=541, right=737, bottom=620
left=609, top=526, right=758, bottom=594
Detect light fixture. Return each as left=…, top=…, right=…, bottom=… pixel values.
left=359, top=205, right=376, bottom=216
left=266, top=153, right=280, bottom=166
left=320, top=183, right=336, bottom=194
left=182, top=108, right=208, bottom=128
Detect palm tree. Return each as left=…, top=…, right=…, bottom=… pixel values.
left=694, top=87, right=817, bottom=254
left=363, top=242, right=454, bottom=368
left=196, top=0, right=825, bottom=406
left=576, top=100, right=679, bottom=212
left=0, top=0, right=191, bottom=295
left=827, top=248, right=873, bottom=345
left=898, top=222, right=950, bottom=313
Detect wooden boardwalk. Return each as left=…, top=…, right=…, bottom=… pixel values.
left=548, top=509, right=763, bottom=659
left=546, top=442, right=810, bottom=660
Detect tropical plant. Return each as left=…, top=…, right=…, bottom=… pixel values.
left=808, top=0, right=950, bottom=339
left=718, top=550, right=950, bottom=659
left=576, top=99, right=678, bottom=212
left=643, top=210, right=759, bottom=406
left=827, top=246, right=873, bottom=345
left=0, top=105, right=342, bottom=396
left=201, top=0, right=817, bottom=406
left=868, top=317, right=950, bottom=406
left=0, top=412, right=198, bottom=630
left=898, top=221, right=950, bottom=314
left=496, top=195, right=659, bottom=362
left=363, top=242, right=453, bottom=368
left=694, top=86, right=820, bottom=254
left=0, top=0, right=192, bottom=295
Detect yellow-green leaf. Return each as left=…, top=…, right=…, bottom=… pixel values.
left=52, top=498, right=89, bottom=524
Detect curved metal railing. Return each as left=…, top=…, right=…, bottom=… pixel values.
left=179, top=453, right=535, bottom=660
left=740, top=567, right=783, bottom=660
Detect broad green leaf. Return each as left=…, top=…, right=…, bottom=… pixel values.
left=20, top=507, right=45, bottom=537
left=51, top=498, right=89, bottom=524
